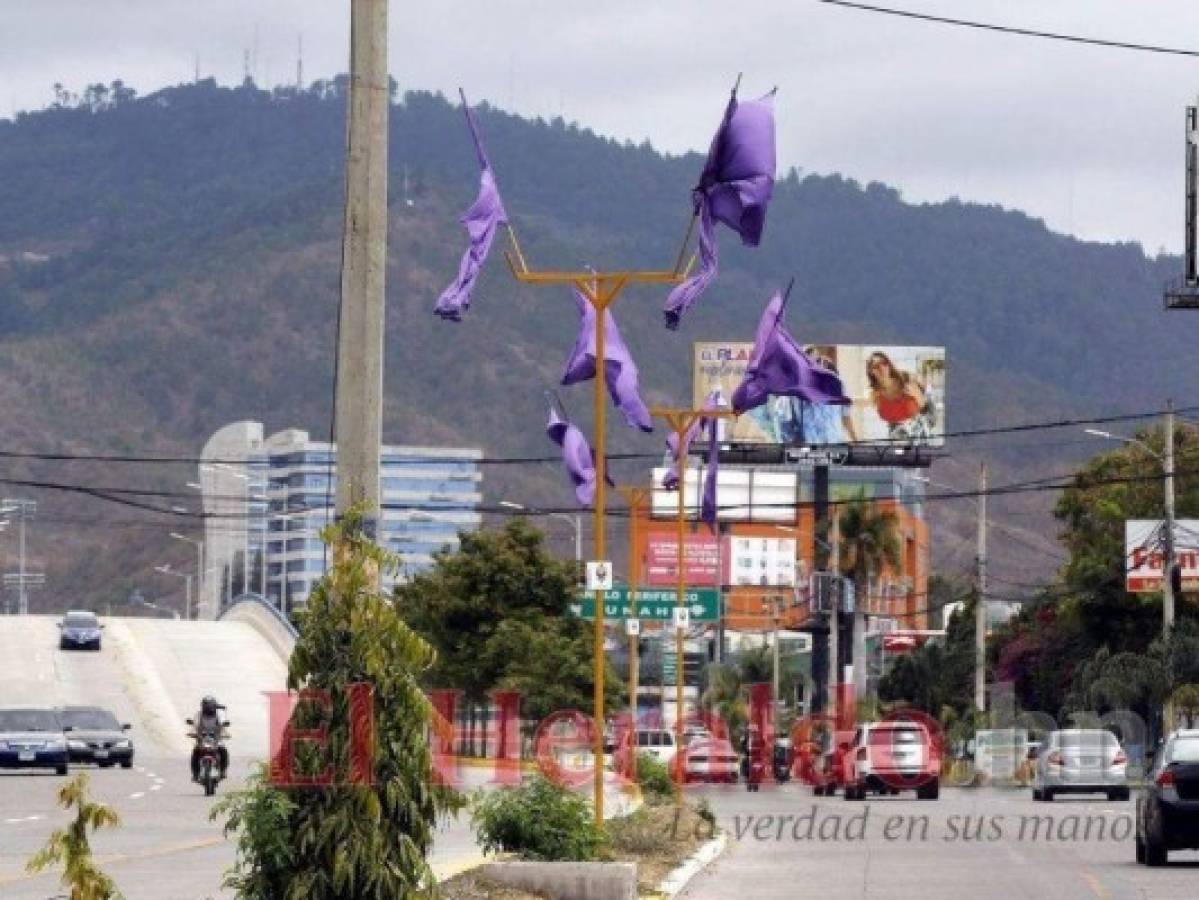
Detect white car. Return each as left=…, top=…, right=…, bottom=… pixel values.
left=629, top=729, right=677, bottom=765
left=684, top=736, right=739, bottom=783
left=844, top=721, right=940, bottom=800
left=1032, top=729, right=1129, bottom=801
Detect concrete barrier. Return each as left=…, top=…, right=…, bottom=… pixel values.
left=219, top=595, right=297, bottom=664
left=476, top=862, right=637, bottom=900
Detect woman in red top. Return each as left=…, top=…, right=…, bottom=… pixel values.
left=867, top=351, right=926, bottom=429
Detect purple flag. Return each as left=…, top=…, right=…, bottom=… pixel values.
left=662, top=390, right=720, bottom=491
left=731, top=291, right=849, bottom=414
left=562, top=288, right=653, bottom=432
left=435, top=96, right=508, bottom=322
left=665, top=90, right=776, bottom=329
left=546, top=405, right=611, bottom=507
left=700, top=415, right=720, bottom=528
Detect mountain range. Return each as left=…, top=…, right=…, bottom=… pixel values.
left=0, top=77, right=1189, bottom=610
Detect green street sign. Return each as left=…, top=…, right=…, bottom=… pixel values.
left=569, top=587, right=719, bottom=622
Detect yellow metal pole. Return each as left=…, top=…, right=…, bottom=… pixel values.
left=618, top=487, right=650, bottom=728
left=674, top=423, right=687, bottom=804
left=590, top=280, right=608, bottom=825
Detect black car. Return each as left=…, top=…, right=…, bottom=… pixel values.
left=58, top=610, right=103, bottom=651
left=0, top=707, right=69, bottom=774
left=61, top=706, right=134, bottom=768
left=1136, top=729, right=1199, bottom=866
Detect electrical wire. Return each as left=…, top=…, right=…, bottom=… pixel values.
left=816, top=0, right=1199, bottom=59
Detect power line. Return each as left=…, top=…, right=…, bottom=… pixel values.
left=0, top=403, right=1192, bottom=468
left=816, top=0, right=1199, bottom=58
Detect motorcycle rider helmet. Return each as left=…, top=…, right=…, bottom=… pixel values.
left=201, top=695, right=219, bottom=716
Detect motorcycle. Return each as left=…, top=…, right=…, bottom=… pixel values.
left=187, top=716, right=227, bottom=797
left=196, top=734, right=222, bottom=796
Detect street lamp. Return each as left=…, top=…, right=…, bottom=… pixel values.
left=155, top=564, right=193, bottom=620
left=170, top=532, right=205, bottom=619
left=1083, top=420, right=1176, bottom=635
left=499, top=500, right=582, bottom=570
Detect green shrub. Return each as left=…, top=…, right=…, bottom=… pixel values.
left=635, top=752, right=675, bottom=802
left=472, top=775, right=606, bottom=862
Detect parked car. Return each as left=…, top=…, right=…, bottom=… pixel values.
left=1136, top=729, right=1199, bottom=866
left=58, top=610, right=103, bottom=651
left=844, top=720, right=940, bottom=801
left=61, top=706, right=134, bottom=768
left=1032, top=729, right=1129, bottom=802
left=627, top=729, right=677, bottom=765
left=0, top=707, right=68, bottom=775
left=683, top=735, right=739, bottom=783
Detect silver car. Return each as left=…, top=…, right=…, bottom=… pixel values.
left=1033, top=729, right=1129, bottom=801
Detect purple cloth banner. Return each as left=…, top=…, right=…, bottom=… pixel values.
left=546, top=405, right=613, bottom=507
left=562, top=288, right=653, bottom=432
left=665, top=90, right=776, bottom=329
left=731, top=291, right=849, bottom=414
left=435, top=97, right=508, bottom=321
left=700, top=413, right=720, bottom=528
left=661, top=390, right=721, bottom=491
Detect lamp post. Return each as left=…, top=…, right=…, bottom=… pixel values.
left=1084, top=409, right=1176, bottom=636
left=155, top=564, right=193, bottom=620
left=170, top=533, right=204, bottom=620
left=498, top=500, right=582, bottom=576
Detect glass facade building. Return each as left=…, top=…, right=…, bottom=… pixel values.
left=198, top=423, right=481, bottom=618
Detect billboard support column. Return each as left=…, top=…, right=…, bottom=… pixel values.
left=812, top=464, right=829, bottom=715
left=1165, top=400, right=1176, bottom=637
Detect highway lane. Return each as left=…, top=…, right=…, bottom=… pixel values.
left=0, top=756, right=481, bottom=899
left=682, top=782, right=1199, bottom=899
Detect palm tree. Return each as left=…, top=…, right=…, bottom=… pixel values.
left=838, top=495, right=902, bottom=705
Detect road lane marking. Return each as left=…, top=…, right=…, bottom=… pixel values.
left=150, top=784, right=162, bottom=791
left=128, top=791, right=145, bottom=800
left=1082, top=871, right=1111, bottom=899
left=0, top=836, right=227, bottom=885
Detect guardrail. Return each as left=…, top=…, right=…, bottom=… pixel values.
left=218, top=593, right=298, bottom=638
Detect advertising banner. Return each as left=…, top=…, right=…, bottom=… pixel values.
left=645, top=534, right=719, bottom=586
left=1125, top=519, right=1199, bottom=592
left=724, top=535, right=798, bottom=587
left=693, top=342, right=946, bottom=446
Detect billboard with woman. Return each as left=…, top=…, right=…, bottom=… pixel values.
left=693, top=343, right=945, bottom=446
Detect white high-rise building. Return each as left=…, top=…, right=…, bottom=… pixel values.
left=195, top=422, right=482, bottom=619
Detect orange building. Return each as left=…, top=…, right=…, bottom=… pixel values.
left=635, top=466, right=930, bottom=637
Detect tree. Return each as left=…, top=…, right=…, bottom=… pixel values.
left=879, top=600, right=976, bottom=719
left=398, top=520, right=619, bottom=749
left=216, top=511, right=459, bottom=899
left=837, top=496, right=901, bottom=696
left=1171, top=684, right=1199, bottom=728
left=27, top=773, right=122, bottom=900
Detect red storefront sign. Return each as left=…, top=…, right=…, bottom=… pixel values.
left=645, top=534, right=720, bottom=586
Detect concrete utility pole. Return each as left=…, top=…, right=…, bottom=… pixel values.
left=975, top=463, right=988, bottom=714
left=1164, top=399, right=1177, bottom=636
left=3, top=499, right=39, bottom=615
left=334, top=0, right=390, bottom=547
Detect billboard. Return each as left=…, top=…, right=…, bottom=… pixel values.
left=724, top=536, right=798, bottom=587
left=693, top=343, right=946, bottom=446
left=1125, top=519, right=1199, bottom=592
left=645, top=534, right=720, bottom=586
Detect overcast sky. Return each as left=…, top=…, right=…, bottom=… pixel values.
left=4, top=1, right=1198, bottom=253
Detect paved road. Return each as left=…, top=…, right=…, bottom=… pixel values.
left=0, top=756, right=482, bottom=899
left=682, top=782, right=1199, bottom=899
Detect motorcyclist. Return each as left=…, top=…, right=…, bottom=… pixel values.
left=188, top=695, right=229, bottom=782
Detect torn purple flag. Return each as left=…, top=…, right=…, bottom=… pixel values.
left=546, top=405, right=611, bottom=507
left=562, top=287, right=653, bottom=432
left=662, top=390, right=721, bottom=491
left=731, top=291, right=849, bottom=414
left=435, top=95, right=508, bottom=322
left=664, top=89, right=776, bottom=329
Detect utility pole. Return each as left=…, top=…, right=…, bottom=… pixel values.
left=975, top=463, right=987, bottom=714
left=1164, top=399, right=1176, bottom=635
left=828, top=513, right=840, bottom=719
left=3, top=499, right=39, bottom=615
left=334, top=0, right=390, bottom=560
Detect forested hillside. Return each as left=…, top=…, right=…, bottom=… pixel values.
left=0, top=78, right=1187, bottom=608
